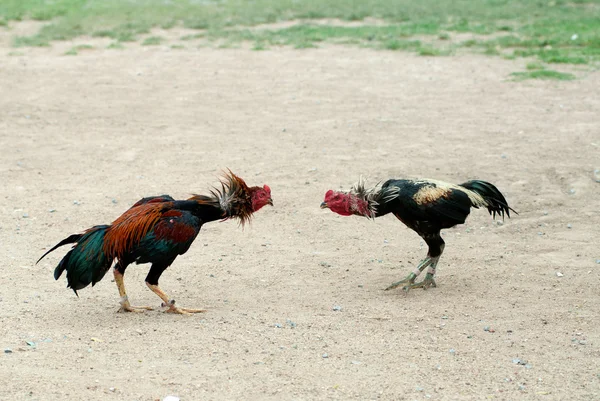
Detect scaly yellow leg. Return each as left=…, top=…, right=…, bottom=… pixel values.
left=114, top=269, right=153, bottom=313
left=145, top=283, right=206, bottom=315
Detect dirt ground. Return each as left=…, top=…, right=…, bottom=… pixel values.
left=1, top=23, right=599, bottom=401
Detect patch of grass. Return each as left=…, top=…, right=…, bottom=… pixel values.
left=13, top=35, right=50, bottom=47
left=8, top=50, right=24, bottom=56
left=1, top=0, right=598, bottom=65
left=526, top=61, right=545, bottom=70
left=418, top=46, right=451, bottom=56
left=181, top=33, right=204, bottom=41
left=64, top=44, right=93, bottom=55
left=170, top=44, right=185, bottom=49
left=107, top=41, right=124, bottom=49
left=510, top=70, right=576, bottom=81
left=142, top=36, right=164, bottom=46
left=0, top=18, right=7, bottom=27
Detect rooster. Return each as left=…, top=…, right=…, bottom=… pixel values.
left=38, top=171, right=273, bottom=314
left=320, top=178, right=515, bottom=292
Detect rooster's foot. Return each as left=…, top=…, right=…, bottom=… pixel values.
left=385, top=273, right=417, bottom=291
left=118, top=299, right=153, bottom=313
left=404, top=273, right=437, bottom=291
left=162, top=300, right=206, bottom=315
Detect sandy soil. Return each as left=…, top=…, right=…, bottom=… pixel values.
left=1, top=24, right=599, bottom=401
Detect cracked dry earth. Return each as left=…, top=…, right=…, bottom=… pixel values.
left=1, top=23, right=599, bottom=401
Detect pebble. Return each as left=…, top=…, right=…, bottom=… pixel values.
left=22, top=213, right=29, bottom=218
left=4, top=348, right=12, bottom=354
left=596, top=260, right=600, bottom=264
left=109, top=387, right=115, bottom=392
left=556, top=272, right=564, bottom=277
left=319, top=261, right=331, bottom=268
left=332, top=305, right=342, bottom=312
left=286, top=319, right=296, bottom=328
left=449, top=349, right=456, bottom=355
left=569, top=189, right=576, bottom=195
left=351, top=360, right=361, bottom=365
left=73, top=200, right=80, bottom=205
left=567, top=224, right=572, bottom=229
left=543, top=211, right=548, bottom=216
left=594, top=168, right=600, bottom=183
left=48, top=209, right=56, bottom=213
left=322, top=353, right=329, bottom=358
left=274, top=323, right=282, bottom=328
left=513, top=358, right=528, bottom=365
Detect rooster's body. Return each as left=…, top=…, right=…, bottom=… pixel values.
left=321, top=178, right=515, bottom=291
left=38, top=172, right=272, bottom=314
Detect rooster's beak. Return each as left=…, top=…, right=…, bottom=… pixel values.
left=320, top=202, right=328, bottom=209
left=268, top=198, right=273, bottom=206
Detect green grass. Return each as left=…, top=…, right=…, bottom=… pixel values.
left=1, top=0, right=599, bottom=68
left=142, top=36, right=164, bottom=46
left=510, top=70, right=576, bottom=81
left=106, top=41, right=124, bottom=50
left=64, top=43, right=93, bottom=55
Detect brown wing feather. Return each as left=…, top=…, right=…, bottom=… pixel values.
left=102, top=202, right=167, bottom=259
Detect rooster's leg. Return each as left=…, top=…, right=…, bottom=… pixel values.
left=145, top=283, right=206, bottom=315
left=145, top=263, right=206, bottom=315
left=406, top=237, right=444, bottom=291
left=384, top=257, right=432, bottom=290
left=114, top=267, right=153, bottom=312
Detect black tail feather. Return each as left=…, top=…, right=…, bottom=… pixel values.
left=38, top=226, right=112, bottom=295
left=37, top=234, right=83, bottom=265
left=460, top=180, right=518, bottom=220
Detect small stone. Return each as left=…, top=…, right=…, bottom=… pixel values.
left=73, top=200, right=80, bottom=205
left=441, top=315, right=449, bottom=319
left=48, top=209, right=56, bottom=213
left=274, top=323, right=282, bottom=328
left=484, top=326, right=490, bottom=332
left=449, top=348, right=456, bottom=354
left=569, top=189, right=576, bottom=195
left=501, top=154, right=507, bottom=159
left=109, top=387, right=115, bottom=392
left=286, top=319, right=296, bottom=328
left=332, top=305, right=342, bottom=312
left=571, top=34, right=578, bottom=40
left=351, top=360, right=361, bottom=365
left=4, top=348, right=12, bottom=353
left=111, top=199, right=118, bottom=204
left=543, top=211, right=548, bottom=216
left=25, top=341, right=36, bottom=347
left=579, top=340, right=587, bottom=345
left=525, top=364, right=533, bottom=369
left=319, top=261, right=331, bottom=268
left=513, top=358, right=527, bottom=365
left=556, top=272, right=564, bottom=277
left=496, top=220, right=503, bottom=226
left=596, top=260, right=600, bottom=264
left=567, top=224, right=572, bottom=229
left=538, top=232, right=544, bottom=236
left=322, top=353, right=329, bottom=358
left=22, top=213, right=29, bottom=218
